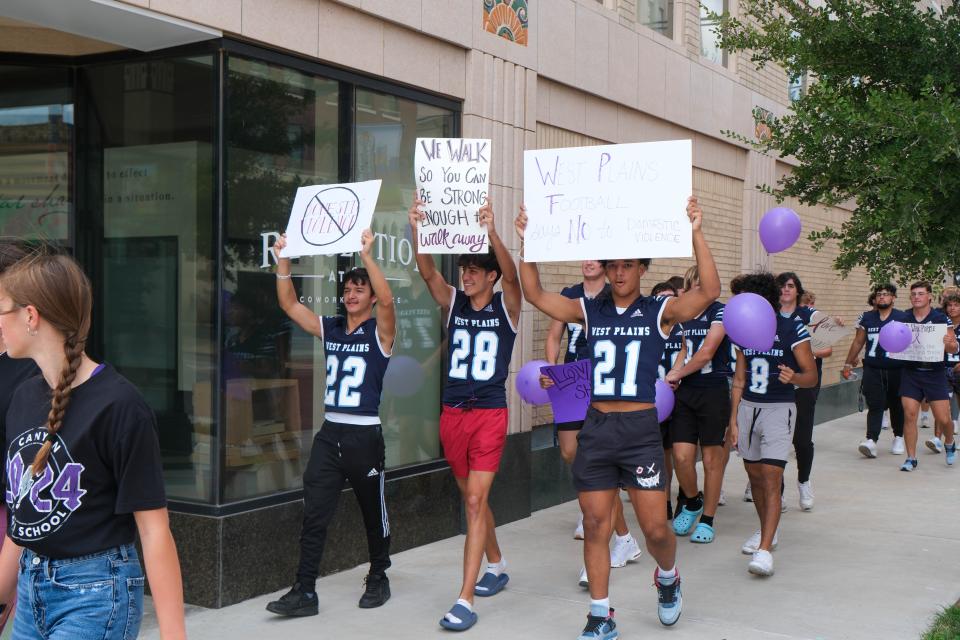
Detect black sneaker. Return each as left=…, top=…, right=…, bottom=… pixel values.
left=266, top=583, right=318, bottom=617
left=358, top=573, right=390, bottom=609
left=578, top=607, right=617, bottom=639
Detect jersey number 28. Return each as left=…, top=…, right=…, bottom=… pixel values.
left=449, top=329, right=499, bottom=381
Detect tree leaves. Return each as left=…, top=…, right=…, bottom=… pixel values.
left=714, top=0, right=960, bottom=284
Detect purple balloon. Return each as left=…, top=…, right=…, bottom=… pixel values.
left=383, top=355, right=425, bottom=397
left=655, top=380, right=675, bottom=423
left=516, top=359, right=551, bottom=405
left=879, top=320, right=912, bottom=354
left=759, top=207, right=802, bottom=253
left=723, top=293, right=777, bottom=352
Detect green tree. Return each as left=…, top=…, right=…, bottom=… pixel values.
left=714, top=0, right=960, bottom=285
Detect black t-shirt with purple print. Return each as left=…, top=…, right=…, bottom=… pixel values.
left=3, top=363, right=166, bottom=558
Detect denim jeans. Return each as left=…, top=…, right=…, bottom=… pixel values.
left=13, top=544, right=144, bottom=640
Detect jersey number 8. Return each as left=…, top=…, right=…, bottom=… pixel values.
left=748, top=357, right=770, bottom=395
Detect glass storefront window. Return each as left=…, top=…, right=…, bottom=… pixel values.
left=223, top=56, right=341, bottom=501
left=0, top=66, right=72, bottom=241
left=2, top=43, right=459, bottom=507
left=354, top=89, right=453, bottom=469
left=81, top=55, right=218, bottom=503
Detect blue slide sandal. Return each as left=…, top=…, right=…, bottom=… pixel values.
left=474, top=572, right=509, bottom=597
left=440, top=603, right=478, bottom=631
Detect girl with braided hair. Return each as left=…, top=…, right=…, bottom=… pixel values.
left=0, top=251, right=185, bottom=639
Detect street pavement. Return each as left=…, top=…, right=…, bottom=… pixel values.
left=142, top=411, right=960, bottom=639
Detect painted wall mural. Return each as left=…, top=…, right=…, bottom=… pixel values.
left=483, top=0, right=528, bottom=46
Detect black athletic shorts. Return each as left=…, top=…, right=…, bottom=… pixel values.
left=555, top=420, right=584, bottom=432
left=670, top=383, right=730, bottom=446
left=573, top=407, right=665, bottom=492
left=660, top=418, right=672, bottom=450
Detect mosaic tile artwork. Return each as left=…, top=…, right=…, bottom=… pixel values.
left=482, top=0, right=528, bottom=46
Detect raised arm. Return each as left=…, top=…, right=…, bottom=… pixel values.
left=545, top=318, right=565, bottom=364
left=408, top=196, right=454, bottom=310
left=662, top=197, right=721, bottom=330
left=359, top=228, right=395, bottom=354
left=515, top=205, right=584, bottom=324
left=273, top=234, right=322, bottom=337
left=136, top=508, right=186, bottom=640
left=480, top=200, right=521, bottom=327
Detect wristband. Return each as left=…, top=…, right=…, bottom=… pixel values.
left=276, top=273, right=292, bottom=280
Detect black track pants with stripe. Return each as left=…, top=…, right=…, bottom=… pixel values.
left=296, top=420, right=391, bottom=591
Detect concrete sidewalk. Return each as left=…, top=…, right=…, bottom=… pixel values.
left=143, top=412, right=960, bottom=639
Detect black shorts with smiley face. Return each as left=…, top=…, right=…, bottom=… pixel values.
left=572, top=407, right=665, bottom=492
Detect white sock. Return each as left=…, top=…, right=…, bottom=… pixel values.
left=444, top=598, right=473, bottom=624
left=615, top=533, right=632, bottom=544
left=589, top=598, right=610, bottom=617
left=657, top=565, right=677, bottom=584
left=485, top=557, right=506, bottom=576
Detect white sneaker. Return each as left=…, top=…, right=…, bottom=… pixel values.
left=781, top=495, right=788, bottom=513
left=954, top=419, right=959, bottom=436
left=718, top=489, right=727, bottom=506
left=891, top=436, right=906, bottom=455
left=573, top=515, right=584, bottom=540
left=921, top=412, right=932, bottom=428
left=925, top=436, right=944, bottom=454
left=741, top=528, right=779, bottom=554
left=743, top=483, right=753, bottom=502
left=610, top=535, right=642, bottom=567
left=882, top=411, right=891, bottom=430
left=859, top=438, right=878, bottom=458
left=748, top=550, right=775, bottom=576
left=798, top=481, right=814, bottom=511
left=578, top=566, right=588, bottom=588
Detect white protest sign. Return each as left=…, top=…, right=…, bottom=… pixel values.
left=280, top=180, right=381, bottom=258
left=808, top=310, right=852, bottom=352
left=522, top=140, right=692, bottom=262
left=888, top=323, right=947, bottom=363
left=414, top=138, right=490, bottom=254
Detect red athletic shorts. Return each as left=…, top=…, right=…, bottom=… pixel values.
left=440, top=406, right=508, bottom=478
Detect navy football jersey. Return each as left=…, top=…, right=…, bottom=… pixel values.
left=443, top=288, right=518, bottom=408
left=856, top=309, right=907, bottom=369
left=658, top=323, right=684, bottom=382
left=680, top=301, right=730, bottom=387
left=741, top=314, right=811, bottom=403
left=322, top=316, right=390, bottom=417
left=784, top=306, right=823, bottom=377
left=900, top=308, right=953, bottom=370
left=583, top=294, right=669, bottom=403
left=561, top=283, right=611, bottom=363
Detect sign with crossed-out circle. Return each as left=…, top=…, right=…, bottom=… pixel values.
left=280, top=180, right=382, bottom=258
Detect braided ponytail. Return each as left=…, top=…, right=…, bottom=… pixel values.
left=0, top=251, right=92, bottom=476
left=31, top=335, right=85, bottom=475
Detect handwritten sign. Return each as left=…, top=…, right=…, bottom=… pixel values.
left=280, top=180, right=381, bottom=258
left=888, top=323, right=948, bottom=363
left=808, top=311, right=852, bottom=352
left=540, top=360, right=592, bottom=423
left=414, top=138, right=490, bottom=254
left=522, top=140, right=692, bottom=262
